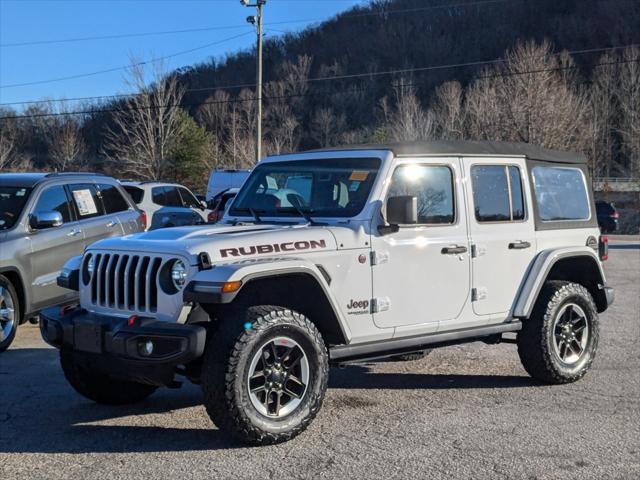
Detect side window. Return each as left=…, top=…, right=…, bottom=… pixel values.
left=388, top=165, right=455, bottom=224
left=177, top=187, right=200, bottom=208
left=164, top=187, right=182, bottom=207
left=32, top=186, right=72, bottom=223
left=123, top=186, right=144, bottom=204
left=98, top=183, right=130, bottom=214
left=68, top=183, right=103, bottom=219
left=152, top=187, right=167, bottom=206
left=471, top=165, right=525, bottom=222
left=532, top=167, right=590, bottom=221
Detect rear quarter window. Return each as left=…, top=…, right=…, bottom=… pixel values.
left=532, top=167, right=590, bottom=221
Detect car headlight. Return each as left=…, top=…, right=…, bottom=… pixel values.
left=171, top=260, right=187, bottom=289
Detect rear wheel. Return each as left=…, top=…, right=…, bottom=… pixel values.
left=517, top=281, right=599, bottom=384
left=60, top=350, right=157, bottom=404
left=0, top=275, right=19, bottom=353
left=202, top=305, right=328, bottom=445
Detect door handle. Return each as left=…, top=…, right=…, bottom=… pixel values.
left=106, top=221, right=116, bottom=228
left=67, top=229, right=81, bottom=237
left=509, top=241, right=531, bottom=250
left=441, top=245, right=468, bottom=255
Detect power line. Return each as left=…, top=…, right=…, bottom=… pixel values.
left=1, top=58, right=637, bottom=121
left=0, top=0, right=515, bottom=48
left=1, top=42, right=637, bottom=106
left=0, top=30, right=254, bottom=89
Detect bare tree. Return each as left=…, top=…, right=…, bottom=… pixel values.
left=103, top=59, right=185, bottom=180
left=310, top=107, right=346, bottom=147
left=48, top=117, right=86, bottom=171
left=0, top=127, right=16, bottom=170
left=430, top=81, right=465, bottom=140
left=616, top=46, right=640, bottom=178
left=382, top=79, right=434, bottom=142
left=197, top=89, right=230, bottom=167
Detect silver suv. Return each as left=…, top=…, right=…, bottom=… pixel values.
left=0, top=173, right=143, bottom=351
left=42, top=141, right=614, bottom=444
left=121, top=181, right=209, bottom=230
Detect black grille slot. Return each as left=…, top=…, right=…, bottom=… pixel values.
left=127, top=256, right=139, bottom=310
left=149, top=258, right=162, bottom=312
left=116, top=255, right=129, bottom=309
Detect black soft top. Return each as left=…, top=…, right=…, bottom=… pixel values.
left=308, top=140, right=586, bottom=164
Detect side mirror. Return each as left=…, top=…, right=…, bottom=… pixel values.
left=29, top=211, right=63, bottom=230
left=380, top=196, right=417, bottom=234
left=200, top=201, right=208, bottom=210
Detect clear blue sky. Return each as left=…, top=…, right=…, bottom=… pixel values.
left=0, top=0, right=366, bottom=108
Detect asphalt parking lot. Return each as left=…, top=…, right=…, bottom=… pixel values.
left=1, top=238, right=638, bottom=479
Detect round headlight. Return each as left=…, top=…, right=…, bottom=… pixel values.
left=171, top=260, right=187, bottom=289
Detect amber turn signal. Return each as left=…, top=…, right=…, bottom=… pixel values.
left=222, top=281, right=243, bottom=293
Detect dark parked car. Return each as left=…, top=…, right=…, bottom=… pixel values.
left=596, top=201, right=619, bottom=233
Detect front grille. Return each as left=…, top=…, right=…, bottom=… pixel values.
left=89, top=253, right=163, bottom=313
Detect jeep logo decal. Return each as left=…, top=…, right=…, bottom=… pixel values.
left=347, top=299, right=369, bottom=310
left=220, top=239, right=327, bottom=258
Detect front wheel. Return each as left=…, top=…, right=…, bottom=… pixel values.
left=517, top=281, right=599, bottom=384
left=0, top=275, right=20, bottom=353
left=202, top=305, right=329, bottom=445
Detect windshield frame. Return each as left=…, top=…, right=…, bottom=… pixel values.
left=228, top=157, right=382, bottom=220
left=0, top=186, right=33, bottom=231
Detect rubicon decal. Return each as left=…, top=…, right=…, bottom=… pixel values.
left=220, top=239, right=327, bottom=258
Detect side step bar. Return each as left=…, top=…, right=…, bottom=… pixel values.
left=329, top=321, right=522, bottom=363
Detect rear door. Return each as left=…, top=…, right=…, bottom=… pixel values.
left=27, top=184, right=83, bottom=310
left=463, top=159, right=536, bottom=318
left=97, top=182, right=140, bottom=235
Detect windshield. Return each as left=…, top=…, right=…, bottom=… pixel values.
left=229, top=158, right=380, bottom=219
left=0, top=186, right=32, bottom=230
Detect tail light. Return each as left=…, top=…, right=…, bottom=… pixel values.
left=207, top=211, right=218, bottom=223
left=599, top=236, right=609, bottom=261
left=611, top=211, right=619, bottom=219
left=139, top=211, right=148, bottom=230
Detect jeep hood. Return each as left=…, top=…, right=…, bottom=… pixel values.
left=86, top=223, right=338, bottom=263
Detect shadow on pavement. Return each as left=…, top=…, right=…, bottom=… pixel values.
left=1, top=348, right=537, bottom=454
left=329, top=364, right=539, bottom=390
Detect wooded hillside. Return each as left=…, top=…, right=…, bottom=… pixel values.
left=1, top=0, right=639, bottom=191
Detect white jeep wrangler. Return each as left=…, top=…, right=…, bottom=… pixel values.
left=42, top=141, right=614, bottom=445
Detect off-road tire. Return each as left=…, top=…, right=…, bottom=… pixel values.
left=201, top=305, right=329, bottom=445
left=517, top=281, right=599, bottom=384
left=0, top=275, right=20, bottom=353
left=391, top=349, right=432, bottom=362
left=60, top=350, right=157, bottom=404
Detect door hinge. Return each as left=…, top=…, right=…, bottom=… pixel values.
left=370, top=250, right=390, bottom=266
left=471, top=244, right=486, bottom=258
left=472, top=287, right=488, bottom=301
left=371, top=297, right=391, bottom=313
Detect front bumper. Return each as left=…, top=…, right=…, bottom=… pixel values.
left=40, top=307, right=206, bottom=386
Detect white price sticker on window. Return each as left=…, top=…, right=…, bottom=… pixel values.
left=72, top=189, right=98, bottom=216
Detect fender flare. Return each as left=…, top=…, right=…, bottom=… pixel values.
left=184, top=257, right=352, bottom=342
left=513, top=247, right=606, bottom=319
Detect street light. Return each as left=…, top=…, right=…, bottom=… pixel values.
left=241, top=0, right=266, bottom=164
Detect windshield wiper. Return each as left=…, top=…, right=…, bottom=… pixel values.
left=289, top=206, right=324, bottom=226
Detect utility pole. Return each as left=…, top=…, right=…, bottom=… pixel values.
left=241, top=0, right=266, bottom=164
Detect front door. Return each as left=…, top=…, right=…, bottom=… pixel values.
left=371, top=158, right=470, bottom=333
left=28, top=185, right=84, bottom=310
left=463, top=159, right=536, bottom=318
